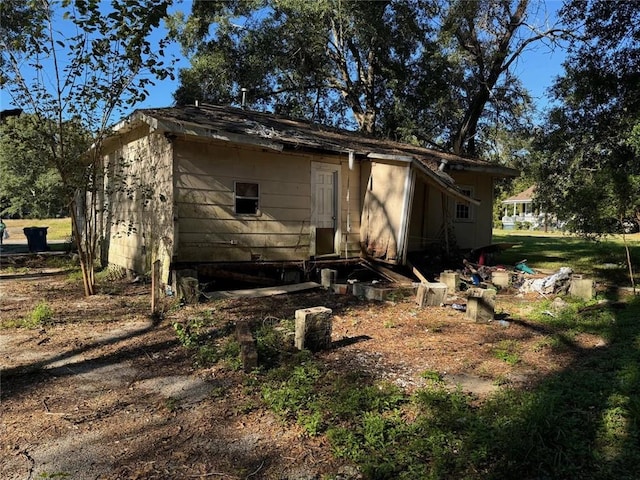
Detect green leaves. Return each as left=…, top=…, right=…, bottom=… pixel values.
left=534, top=0, right=640, bottom=235
left=1, top=0, right=178, bottom=295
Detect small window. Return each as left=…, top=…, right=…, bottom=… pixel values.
left=235, top=182, right=259, bottom=215
left=455, top=186, right=474, bottom=221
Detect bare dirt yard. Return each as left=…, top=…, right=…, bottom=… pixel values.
left=0, top=254, right=606, bottom=479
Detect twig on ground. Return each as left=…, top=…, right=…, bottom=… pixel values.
left=19, top=449, right=35, bottom=480
left=186, top=472, right=238, bottom=478
left=245, top=460, right=265, bottom=479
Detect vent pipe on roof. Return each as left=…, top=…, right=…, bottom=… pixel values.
left=241, top=87, right=248, bottom=109
left=438, top=159, right=448, bottom=172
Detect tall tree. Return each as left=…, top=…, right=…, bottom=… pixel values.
left=0, top=114, right=81, bottom=218
left=534, top=0, right=640, bottom=235
left=172, top=0, right=565, bottom=156
left=440, top=0, right=567, bottom=155
left=171, top=0, right=446, bottom=134
left=1, top=0, right=174, bottom=295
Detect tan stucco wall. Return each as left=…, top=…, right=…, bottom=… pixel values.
left=100, top=126, right=175, bottom=282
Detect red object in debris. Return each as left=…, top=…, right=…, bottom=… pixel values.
left=478, top=252, right=485, bottom=265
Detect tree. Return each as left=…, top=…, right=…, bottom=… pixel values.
left=437, top=0, right=568, bottom=155
left=1, top=0, right=174, bottom=296
left=172, top=0, right=565, bottom=156
left=171, top=0, right=444, bottom=135
left=0, top=113, right=78, bottom=218
left=533, top=0, right=640, bottom=236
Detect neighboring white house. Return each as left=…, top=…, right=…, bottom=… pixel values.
left=501, top=185, right=546, bottom=230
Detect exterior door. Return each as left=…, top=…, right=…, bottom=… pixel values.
left=312, top=163, right=339, bottom=256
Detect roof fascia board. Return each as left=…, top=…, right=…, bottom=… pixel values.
left=411, top=158, right=481, bottom=206
left=367, top=152, right=414, bottom=163
left=117, top=112, right=285, bottom=152
left=449, top=163, right=518, bottom=177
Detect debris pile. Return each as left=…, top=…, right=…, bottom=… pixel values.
left=519, top=267, right=573, bottom=295
left=459, top=255, right=576, bottom=296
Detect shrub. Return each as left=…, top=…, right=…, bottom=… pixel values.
left=30, top=301, right=53, bottom=326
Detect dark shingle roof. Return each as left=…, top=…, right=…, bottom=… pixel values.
left=123, top=104, right=517, bottom=178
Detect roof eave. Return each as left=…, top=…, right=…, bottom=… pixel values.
left=448, top=163, right=519, bottom=178
left=368, top=152, right=480, bottom=206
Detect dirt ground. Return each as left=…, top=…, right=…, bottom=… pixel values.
left=0, top=255, right=606, bottom=479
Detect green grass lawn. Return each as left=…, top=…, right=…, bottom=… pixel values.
left=185, top=295, right=640, bottom=479
left=492, top=229, right=640, bottom=287
left=2, top=217, right=72, bottom=241
left=3, top=220, right=639, bottom=478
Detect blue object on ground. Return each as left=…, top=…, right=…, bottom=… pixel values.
left=515, top=262, right=534, bottom=274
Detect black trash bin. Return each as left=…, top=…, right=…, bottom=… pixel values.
left=23, top=227, right=49, bottom=252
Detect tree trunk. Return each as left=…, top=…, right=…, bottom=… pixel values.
left=452, top=86, right=491, bottom=156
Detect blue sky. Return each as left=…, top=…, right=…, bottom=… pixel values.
left=138, top=0, right=568, bottom=116
left=1, top=0, right=568, bottom=124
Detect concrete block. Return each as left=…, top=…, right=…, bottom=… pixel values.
left=283, top=269, right=302, bottom=284
left=363, top=285, right=396, bottom=301
left=320, top=269, right=337, bottom=288
left=331, top=283, right=351, bottom=295
left=440, top=271, right=460, bottom=293
left=465, top=288, right=496, bottom=323
left=352, top=282, right=367, bottom=299
left=491, top=270, right=511, bottom=288
left=569, top=276, right=595, bottom=300
left=295, top=306, right=333, bottom=351
left=176, top=269, right=199, bottom=304
left=416, top=282, right=448, bottom=307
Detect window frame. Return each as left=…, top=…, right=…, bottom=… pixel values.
left=454, top=186, right=474, bottom=222
left=234, top=181, right=260, bottom=216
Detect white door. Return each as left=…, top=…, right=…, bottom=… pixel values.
left=311, top=163, right=340, bottom=256
left=315, top=170, right=336, bottom=228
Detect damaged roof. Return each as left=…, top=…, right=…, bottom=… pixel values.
left=115, top=103, right=518, bottom=180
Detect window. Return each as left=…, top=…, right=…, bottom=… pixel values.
left=455, top=186, right=474, bottom=221
left=235, top=182, right=259, bottom=215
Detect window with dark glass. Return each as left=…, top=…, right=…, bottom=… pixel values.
left=455, top=187, right=474, bottom=221
left=235, top=182, right=259, bottom=215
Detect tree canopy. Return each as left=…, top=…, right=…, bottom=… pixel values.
left=1, top=0, right=175, bottom=295
left=533, top=0, right=640, bottom=235
left=0, top=113, right=87, bottom=218
left=171, top=0, right=565, bottom=156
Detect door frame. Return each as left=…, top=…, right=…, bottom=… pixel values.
left=310, top=162, right=341, bottom=257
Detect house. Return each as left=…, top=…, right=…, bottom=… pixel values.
left=501, top=185, right=547, bottom=230
left=96, top=104, right=517, bottom=287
